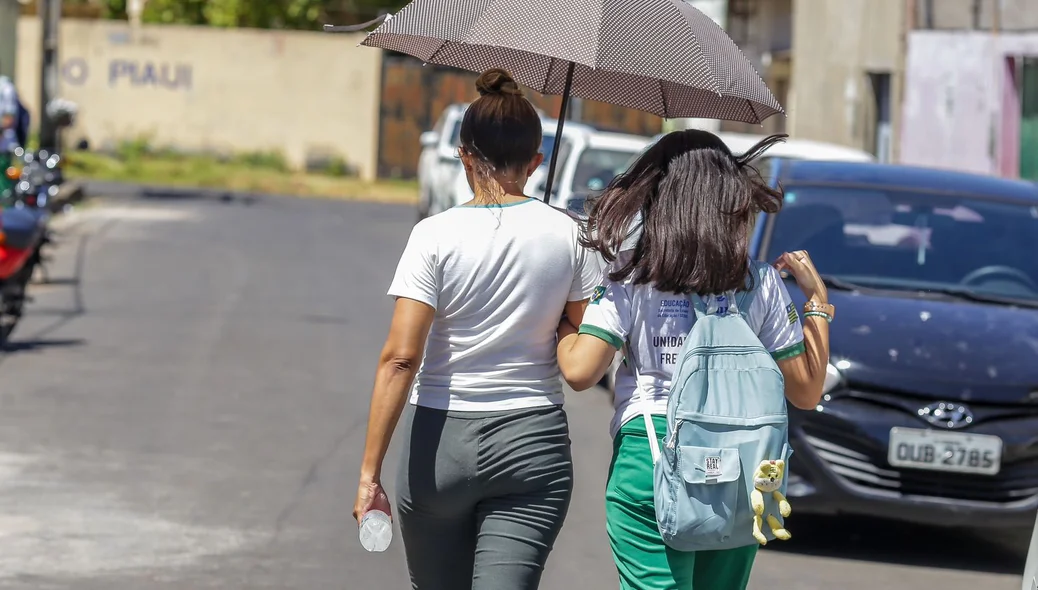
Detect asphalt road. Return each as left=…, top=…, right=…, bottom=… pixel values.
left=0, top=192, right=1027, bottom=589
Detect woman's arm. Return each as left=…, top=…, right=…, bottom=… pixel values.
left=359, top=298, right=435, bottom=482
left=557, top=320, right=620, bottom=391
left=563, top=299, right=590, bottom=328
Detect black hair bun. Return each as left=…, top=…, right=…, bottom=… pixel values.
left=475, top=68, right=522, bottom=97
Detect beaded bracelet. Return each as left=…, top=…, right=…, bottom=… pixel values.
left=803, top=311, right=833, bottom=323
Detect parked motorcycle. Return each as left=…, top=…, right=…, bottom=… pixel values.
left=5, top=98, right=77, bottom=212
left=0, top=207, right=49, bottom=344
left=4, top=147, right=57, bottom=283
left=0, top=98, right=76, bottom=340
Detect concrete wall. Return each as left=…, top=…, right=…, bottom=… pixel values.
left=788, top=0, right=906, bottom=161
left=15, top=18, right=381, bottom=180
left=900, top=30, right=1038, bottom=177
left=0, top=0, right=18, bottom=79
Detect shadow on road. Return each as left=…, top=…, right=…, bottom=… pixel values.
left=1, top=337, right=87, bottom=353
left=34, top=277, right=80, bottom=287
left=140, top=187, right=258, bottom=206
left=768, top=514, right=1026, bottom=575
left=0, top=229, right=93, bottom=366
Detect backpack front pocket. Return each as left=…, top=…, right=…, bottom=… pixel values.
left=658, top=445, right=742, bottom=548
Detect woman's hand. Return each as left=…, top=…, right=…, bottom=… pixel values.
left=557, top=316, right=578, bottom=341
left=774, top=250, right=827, bottom=304
left=353, top=479, right=391, bottom=524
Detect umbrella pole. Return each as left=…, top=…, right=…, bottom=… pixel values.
left=542, top=61, right=575, bottom=204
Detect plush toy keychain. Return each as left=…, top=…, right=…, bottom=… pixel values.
left=751, top=459, right=792, bottom=545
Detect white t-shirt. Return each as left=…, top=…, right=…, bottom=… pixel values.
left=580, top=258, right=805, bottom=437
left=388, top=198, right=603, bottom=411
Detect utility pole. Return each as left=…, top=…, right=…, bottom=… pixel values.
left=38, top=0, right=60, bottom=152
left=127, top=0, right=145, bottom=43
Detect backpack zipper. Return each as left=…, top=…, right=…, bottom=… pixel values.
left=684, top=345, right=769, bottom=355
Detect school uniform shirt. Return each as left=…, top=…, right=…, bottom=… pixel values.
left=389, top=198, right=603, bottom=412
left=580, top=257, right=806, bottom=437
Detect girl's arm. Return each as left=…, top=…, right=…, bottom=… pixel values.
left=557, top=319, right=620, bottom=391
left=776, top=313, right=830, bottom=410
left=773, top=251, right=831, bottom=410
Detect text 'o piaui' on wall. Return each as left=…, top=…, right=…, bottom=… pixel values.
left=61, top=58, right=194, bottom=91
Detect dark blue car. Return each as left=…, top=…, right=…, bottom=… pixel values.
left=751, top=159, right=1038, bottom=535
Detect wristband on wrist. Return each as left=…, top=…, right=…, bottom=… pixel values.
left=803, top=311, right=833, bottom=323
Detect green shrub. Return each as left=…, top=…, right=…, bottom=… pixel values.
left=234, top=150, right=289, bottom=172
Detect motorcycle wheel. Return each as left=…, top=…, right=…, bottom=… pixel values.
left=0, top=259, right=35, bottom=347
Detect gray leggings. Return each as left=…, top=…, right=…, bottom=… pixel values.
left=396, top=403, right=574, bottom=590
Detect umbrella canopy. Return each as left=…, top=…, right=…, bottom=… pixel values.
left=330, top=0, right=782, bottom=199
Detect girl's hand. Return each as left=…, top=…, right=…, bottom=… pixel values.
left=774, top=250, right=827, bottom=304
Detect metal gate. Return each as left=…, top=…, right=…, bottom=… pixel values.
left=377, top=54, right=662, bottom=179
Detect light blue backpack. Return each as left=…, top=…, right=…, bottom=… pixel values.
left=642, top=261, right=794, bottom=552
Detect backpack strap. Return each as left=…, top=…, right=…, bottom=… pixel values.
left=643, top=399, right=662, bottom=465
left=733, top=261, right=769, bottom=320
left=689, top=294, right=708, bottom=320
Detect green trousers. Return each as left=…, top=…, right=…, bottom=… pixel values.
left=606, top=416, right=758, bottom=590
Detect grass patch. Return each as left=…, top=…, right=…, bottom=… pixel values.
left=62, top=147, right=417, bottom=205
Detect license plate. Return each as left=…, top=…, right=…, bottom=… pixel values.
left=887, top=427, right=1003, bottom=476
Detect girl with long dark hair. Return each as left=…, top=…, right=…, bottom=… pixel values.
left=556, top=129, right=832, bottom=590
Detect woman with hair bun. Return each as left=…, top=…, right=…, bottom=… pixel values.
left=353, top=68, right=602, bottom=590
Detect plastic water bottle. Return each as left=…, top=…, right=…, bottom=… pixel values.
left=359, top=509, right=393, bottom=552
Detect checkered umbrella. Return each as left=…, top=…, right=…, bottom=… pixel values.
left=327, top=0, right=783, bottom=200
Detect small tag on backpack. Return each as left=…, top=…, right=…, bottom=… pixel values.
left=704, top=456, right=722, bottom=479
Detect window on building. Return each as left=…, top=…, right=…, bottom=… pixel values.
left=867, top=72, right=893, bottom=163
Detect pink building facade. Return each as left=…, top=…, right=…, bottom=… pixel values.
left=901, top=31, right=1038, bottom=180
